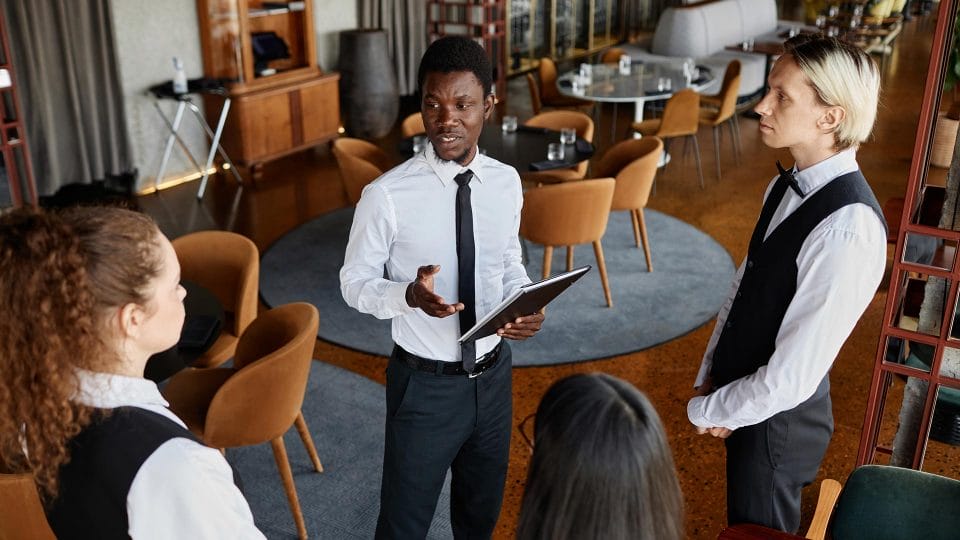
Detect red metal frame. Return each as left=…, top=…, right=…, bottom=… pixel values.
left=858, top=0, right=960, bottom=468
left=0, top=9, right=37, bottom=207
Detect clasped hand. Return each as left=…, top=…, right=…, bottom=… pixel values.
left=406, top=264, right=544, bottom=341
left=692, top=376, right=733, bottom=439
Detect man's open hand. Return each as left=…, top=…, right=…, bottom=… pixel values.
left=406, top=265, right=464, bottom=318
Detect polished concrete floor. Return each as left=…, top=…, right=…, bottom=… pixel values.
left=138, top=10, right=955, bottom=539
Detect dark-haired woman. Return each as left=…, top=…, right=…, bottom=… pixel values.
left=517, top=373, right=684, bottom=540
left=0, top=206, right=264, bottom=539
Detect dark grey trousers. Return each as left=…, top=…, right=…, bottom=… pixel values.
left=375, top=343, right=512, bottom=540
left=724, top=384, right=833, bottom=534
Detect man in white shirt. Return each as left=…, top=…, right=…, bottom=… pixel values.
left=687, top=35, right=887, bottom=533
left=341, top=36, right=543, bottom=539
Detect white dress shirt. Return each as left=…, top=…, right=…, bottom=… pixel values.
left=688, top=148, right=887, bottom=430
left=74, top=370, right=265, bottom=540
left=340, top=142, right=530, bottom=362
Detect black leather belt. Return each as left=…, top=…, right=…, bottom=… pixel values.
left=394, top=342, right=502, bottom=377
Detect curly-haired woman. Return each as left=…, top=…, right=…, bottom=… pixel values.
left=0, top=206, right=264, bottom=539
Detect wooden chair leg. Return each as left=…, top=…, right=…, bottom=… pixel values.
left=271, top=437, right=308, bottom=540
left=566, top=245, right=574, bottom=272
left=690, top=135, right=705, bottom=189
left=637, top=208, right=653, bottom=272
left=712, top=125, right=722, bottom=181
left=629, top=208, right=641, bottom=247
left=542, top=245, right=553, bottom=279
left=295, top=411, right=323, bottom=473
left=592, top=240, right=613, bottom=307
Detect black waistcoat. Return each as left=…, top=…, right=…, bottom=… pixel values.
left=710, top=170, right=883, bottom=389
left=46, top=407, right=201, bottom=540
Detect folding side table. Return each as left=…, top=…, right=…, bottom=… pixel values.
left=148, top=78, right=243, bottom=199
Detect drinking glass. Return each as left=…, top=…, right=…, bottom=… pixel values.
left=547, top=142, right=564, bottom=161
left=501, top=115, right=518, bottom=133
left=560, top=128, right=576, bottom=145
left=412, top=135, right=427, bottom=153
left=827, top=4, right=839, bottom=17
left=815, top=14, right=827, bottom=28
left=618, top=54, right=631, bottom=75
left=578, top=63, right=592, bottom=83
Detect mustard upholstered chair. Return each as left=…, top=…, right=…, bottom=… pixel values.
left=601, top=47, right=627, bottom=64
left=172, top=230, right=259, bottom=369
left=699, top=60, right=742, bottom=180
left=522, top=110, right=595, bottom=185
left=163, top=302, right=322, bottom=540
left=0, top=473, right=55, bottom=540
left=400, top=112, right=426, bottom=138
left=520, top=178, right=616, bottom=307
left=332, top=137, right=389, bottom=205
left=537, top=57, right=594, bottom=111
left=631, top=88, right=704, bottom=189
left=593, top=137, right=664, bottom=272
left=526, top=72, right=544, bottom=115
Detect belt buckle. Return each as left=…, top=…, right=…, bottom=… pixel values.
left=468, top=369, right=482, bottom=379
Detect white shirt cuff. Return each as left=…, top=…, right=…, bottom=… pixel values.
left=687, top=396, right=713, bottom=429
left=387, top=280, right=416, bottom=314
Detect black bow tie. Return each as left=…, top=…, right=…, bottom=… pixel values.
left=776, top=161, right=805, bottom=197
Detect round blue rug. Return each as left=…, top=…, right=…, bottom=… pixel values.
left=260, top=208, right=735, bottom=366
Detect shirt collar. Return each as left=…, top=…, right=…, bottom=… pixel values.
left=792, top=147, right=859, bottom=195
left=423, top=142, right=485, bottom=186
left=73, top=368, right=169, bottom=409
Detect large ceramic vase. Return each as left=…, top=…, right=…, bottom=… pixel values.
left=338, top=29, right=399, bottom=139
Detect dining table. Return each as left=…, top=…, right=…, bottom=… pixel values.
left=555, top=61, right=716, bottom=125
left=401, top=125, right=595, bottom=175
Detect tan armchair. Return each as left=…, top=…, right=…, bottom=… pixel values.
left=601, top=47, right=627, bottom=64
left=332, top=137, right=389, bottom=205
left=593, top=137, right=663, bottom=272
left=520, top=178, right=616, bottom=307
left=163, top=302, right=323, bottom=540
left=522, top=110, right=595, bottom=185
left=632, top=88, right=704, bottom=189
left=0, top=473, right=55, bottom=540
left=537, top=57, right=594, bottom=111
left=526, top=72, right=544, bottom=115
left=400, top=112, right=426, bottom=138
left=172, top=231, right=259, bottom=369
left=699, top=60, right=742, bottom=180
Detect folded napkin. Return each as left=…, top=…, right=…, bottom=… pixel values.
left=529, top=159, right=567, bottom=171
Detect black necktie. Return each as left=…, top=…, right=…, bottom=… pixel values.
left=455, top=170, right=477, bottom=373
left=748, top=162, right=804, bottom=253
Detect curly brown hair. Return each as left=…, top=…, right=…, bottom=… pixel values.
left=0, top=206, right=162, bottom=500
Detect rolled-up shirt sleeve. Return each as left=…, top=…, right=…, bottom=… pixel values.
left=340, top=183, right=415, bottom=319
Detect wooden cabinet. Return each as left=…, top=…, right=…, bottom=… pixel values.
left=196, top=0, right=340, bottom=173
left=0, top=10, right=35, bottom=207
left=507, top=0, right=622, bottom=76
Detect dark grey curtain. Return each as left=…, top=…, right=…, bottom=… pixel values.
left=359, top=0, right=427, bottom=96
left=2, top=0, right=131, bottom=195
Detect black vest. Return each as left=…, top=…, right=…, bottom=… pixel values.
left=46, top=407, right=201, bottom=540
left=710, top=170, right=884, bottom=389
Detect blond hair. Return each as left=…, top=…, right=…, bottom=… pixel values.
left=785, top=35, right=881, bottom=151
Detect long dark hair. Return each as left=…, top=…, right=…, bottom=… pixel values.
left=517, top=373, right=684, bottom=540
